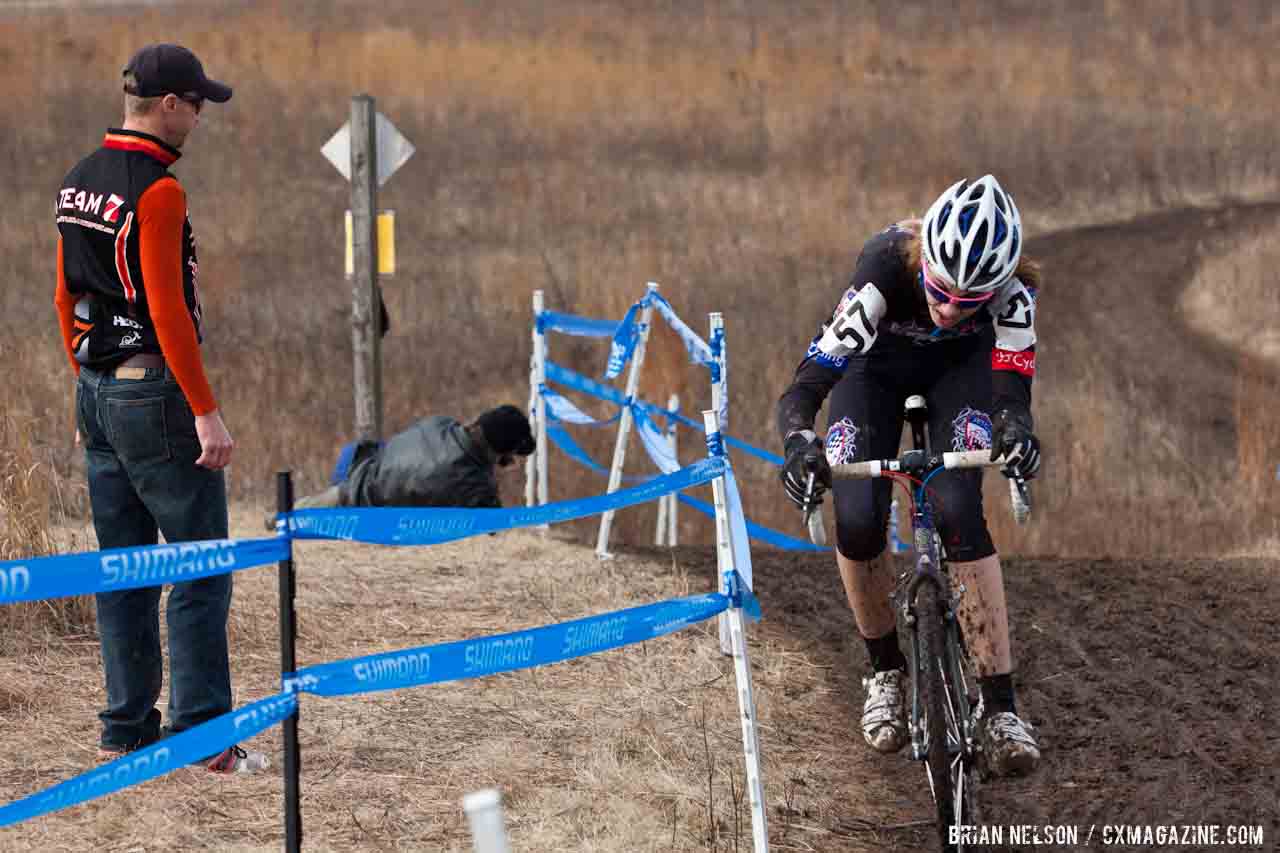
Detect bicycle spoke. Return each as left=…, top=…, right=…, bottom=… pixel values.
left=939, top=659, right=962, bottom=750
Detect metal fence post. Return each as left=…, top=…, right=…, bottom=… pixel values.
left=276, top=472, right=302, bottom=853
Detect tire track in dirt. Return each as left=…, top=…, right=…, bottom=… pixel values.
left=662, top=546, right=1278, bottom=851
left=983, top=557, right=1277, bottom=846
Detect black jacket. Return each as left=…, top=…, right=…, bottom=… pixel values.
left=339, top=417, right=500, bottom=508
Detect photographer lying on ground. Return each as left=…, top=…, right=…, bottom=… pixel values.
left=269, top=405, right=535, bottom=527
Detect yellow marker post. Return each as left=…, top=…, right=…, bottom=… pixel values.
left=345, top=210, right=396, bottom=276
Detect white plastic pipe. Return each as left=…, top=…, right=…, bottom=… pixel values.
left=702, top=409, right=770, bottom=853
left=596, top=282, right=658, bottom=559
left=463, top=788, right=513, bottom=853
left=654, top=393, right=680, bottom=547
left=655, top=470, right=668, bottom=546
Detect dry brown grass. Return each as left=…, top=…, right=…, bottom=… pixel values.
left=0, top=343, right=95, bottom=650
left=1181, top=220, right=1280, bottom=547
left=0, top=511, right=874, bottom=852
left=4, top=3, right=1280, bottom=551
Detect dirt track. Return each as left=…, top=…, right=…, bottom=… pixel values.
left=744, top=546, right=1279, bottom=851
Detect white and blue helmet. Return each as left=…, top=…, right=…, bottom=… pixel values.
left=920, top=175, right=1022, bottom=293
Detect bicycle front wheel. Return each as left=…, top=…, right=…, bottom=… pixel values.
left=915, top=579, right=957, bottom=850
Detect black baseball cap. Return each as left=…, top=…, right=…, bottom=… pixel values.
left=122, top=44, right=232, bottom=103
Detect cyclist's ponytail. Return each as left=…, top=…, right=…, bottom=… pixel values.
left=894, top=218, right=925, bottom=278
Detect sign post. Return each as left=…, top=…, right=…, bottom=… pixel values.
left=321, top=97, right=416, bottom=442
left=349, top=95, right=381, bottom=440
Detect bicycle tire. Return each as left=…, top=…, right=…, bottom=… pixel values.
left=915, top=578, right=957, bottom=850
left=945, top=615, right=983, bottom=846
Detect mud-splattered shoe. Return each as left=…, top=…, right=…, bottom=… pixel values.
left=861, top=669, right=909, bottom=753
left=983, top=712, right=1040, bottom=776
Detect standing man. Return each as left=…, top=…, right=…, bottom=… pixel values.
left=54, top=44, right=262, bottom=773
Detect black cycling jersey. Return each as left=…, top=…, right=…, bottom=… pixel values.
left=777, top=225, right=1037, bottom=443
left=823, top=330, right=998, bottom=561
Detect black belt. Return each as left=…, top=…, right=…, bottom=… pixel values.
left=113, top=352, right=166, bottom=379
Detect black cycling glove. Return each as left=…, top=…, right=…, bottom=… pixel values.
left=780, top=430, right=832, bottom=509
left=990, top=407, right=1041, bottom=480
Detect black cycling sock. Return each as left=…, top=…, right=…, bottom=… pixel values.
left=979, top=673, right=1017, bottom=716
left=865, top=630, right=907, bottom=673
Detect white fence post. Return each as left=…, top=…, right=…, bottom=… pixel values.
left=596, top=282, right=658, bottom=559
left=526, top=290, right=550, bottom=532
left=654, top=393, right=680, bottom=547
left=463, top=788, right=513, bottom=853
left=655, top=468, right=668, bottom=546
left=702, top=409, right=770, bottom=853
left=667, top=393, right=679, bottom=547
left=709, top=313, right=732, bottom=656
left=525, top=290, right=542, bottom=510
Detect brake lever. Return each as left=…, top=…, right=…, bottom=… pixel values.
left=803, top=471, right=826, bottom=546
left=1009, top=475, right=1032, bottom=525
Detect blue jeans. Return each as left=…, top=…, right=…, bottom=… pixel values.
left=77, top=365, right=232, bottom=752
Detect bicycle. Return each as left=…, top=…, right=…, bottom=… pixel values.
left=802, top=394, right=1030, bottom=852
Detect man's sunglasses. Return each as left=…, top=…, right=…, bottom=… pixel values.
left=176, top=93, right=204, bottom=113
left=920, top=264, right=995, bottom=306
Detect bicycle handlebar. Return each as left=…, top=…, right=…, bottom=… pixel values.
left=828, top=449, right=998, bottom=479
left=802, top=450, right=1032, bottom=545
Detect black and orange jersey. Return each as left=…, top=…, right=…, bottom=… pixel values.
left=55, top=129, right=216, bottom=414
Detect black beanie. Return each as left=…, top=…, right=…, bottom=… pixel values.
left=476, top=405, right=535, bottom=456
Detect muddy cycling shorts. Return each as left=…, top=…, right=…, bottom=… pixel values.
left=825, top=329, right=998, bottom=563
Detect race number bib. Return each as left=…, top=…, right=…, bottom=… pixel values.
left=817, top=283, right=888, bottom=359
left=987, top=277, right=1037, bottom=352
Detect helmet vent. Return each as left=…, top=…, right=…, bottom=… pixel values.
left=993, top=210, right=1008, bottom=246
left=940, top=241, right=958, bottom=269
left=967, top=221, right=989, bottom=271
left=979, top=254, right=1002, bottom=283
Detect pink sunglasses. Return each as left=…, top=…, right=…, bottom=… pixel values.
left=920, top=264, right=996, bottom=306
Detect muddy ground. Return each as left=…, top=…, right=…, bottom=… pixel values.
left=752, top=546, right=1279, bottom=851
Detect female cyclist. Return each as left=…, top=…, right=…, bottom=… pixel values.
left=776, top=175, right=1042, bottom=777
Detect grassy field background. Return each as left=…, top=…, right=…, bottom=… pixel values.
left=2, top=4, right=1279, bottom=851
left=3, top=0, right=1279, bottom=559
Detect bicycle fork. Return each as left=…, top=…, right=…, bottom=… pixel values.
left=901, top=553, right=946, bottom=763
left=898, top=515, right=980, bottom=768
